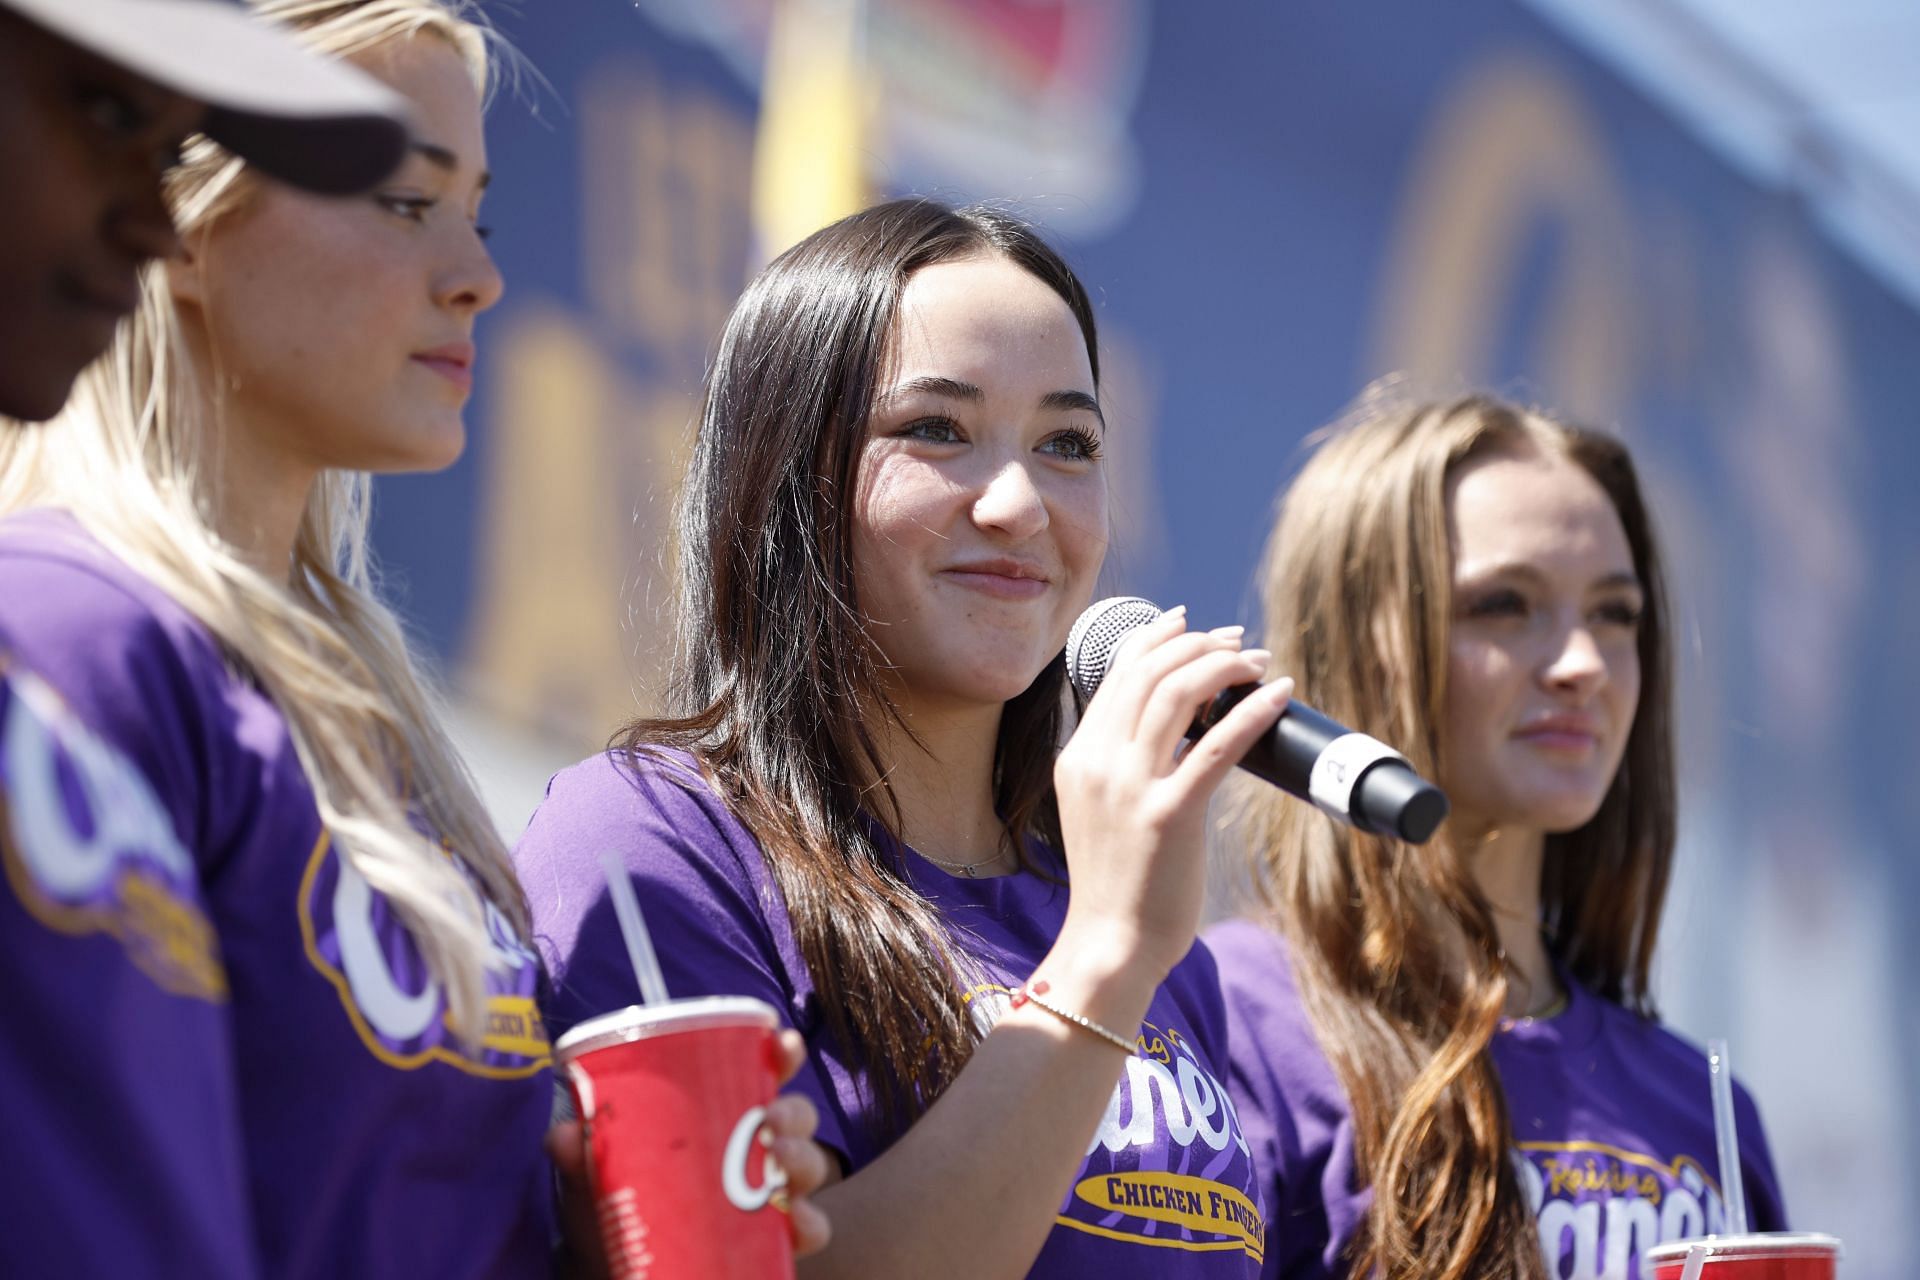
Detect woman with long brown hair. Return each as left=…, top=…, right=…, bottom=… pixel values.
left=1205, top=387, right=1785, bottom=1279
left=516, top=196, right=1295, bottom=1277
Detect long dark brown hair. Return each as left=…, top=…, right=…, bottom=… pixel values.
left=1242, top=386, right=1675, bottom=1279
left=616, top=198, right=1100, bottom=1132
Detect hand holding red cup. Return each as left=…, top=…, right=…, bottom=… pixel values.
left=549, top=1011, right=833, bottom=1278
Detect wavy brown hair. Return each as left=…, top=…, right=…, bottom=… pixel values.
left=1241, top=385, right=1675, bottom=1279
left=615, top=198, right=1098, bottom=1133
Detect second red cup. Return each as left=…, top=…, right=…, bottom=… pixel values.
left=1645, top=1233, right=1843, bottom=1280
left=557, top=996, right=795, bottom=1280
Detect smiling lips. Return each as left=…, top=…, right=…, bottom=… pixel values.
left=941, top=559, right=1051, bottom=600
left=412, top=341, right=475, bottom=391
left=1514, top=714, right=1601, bottom=753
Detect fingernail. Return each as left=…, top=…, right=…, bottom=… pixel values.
left=1272, top=676, right=1295, bottom=696
left=1166, top=604, right=1188, bottom=621
left=1210, top=625, right=1245, bottom=640
left=1245, top=650, right=1271, bottom=671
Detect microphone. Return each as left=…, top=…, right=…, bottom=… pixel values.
left=1064, top=597, right=1449, bottom=844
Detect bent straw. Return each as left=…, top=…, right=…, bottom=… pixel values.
left=1679, top=1244, right=1709, bottom=1280
left=1709, top=1038, right=1749, bottom=1236
left=601, top=852, right=670, bottom=1006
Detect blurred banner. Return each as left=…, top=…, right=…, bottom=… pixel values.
left=375, top=0, right=1920, bottom=1267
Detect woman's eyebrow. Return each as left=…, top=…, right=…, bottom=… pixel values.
left=879, top=375, right=981, bottom=405
left=1467, top=568, right=1640, bottom=593
left=876, top=378, right=1104, bottom=426
left=410, top=140, right=491, bottom=190
left=1041, top=389, right=1104, bottom=426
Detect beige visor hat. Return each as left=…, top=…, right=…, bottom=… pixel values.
left=3, top=0, right=410, bottom=193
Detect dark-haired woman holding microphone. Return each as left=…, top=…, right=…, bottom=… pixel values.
left=517, top=197, right=1294, bottom=1278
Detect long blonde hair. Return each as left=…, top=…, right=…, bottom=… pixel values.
left=1241, top=384, right=1675, bottom=1279
left=0, top=0, right=521, bottom=1046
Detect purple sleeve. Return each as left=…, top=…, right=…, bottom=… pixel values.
left=1205, top=918, right=1370, bottom=1280
left=515, top=751, right=853, bottom=1164
left=0, top=548, right=258, bottom=1278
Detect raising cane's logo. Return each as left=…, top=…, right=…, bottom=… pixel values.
left=0, top=661, right=226, bottom=1001
left=967, top=984, right=1268, bottom=1263
left=1515, top=1140, right=1737, bottom=1279
left=297, top=829, right=551, bottom=1077
left=723, top=1104, right=789, bottom=1212
left=585, top=1099, right=789, bottom=1280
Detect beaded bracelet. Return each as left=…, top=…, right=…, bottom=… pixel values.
left=1008, top=979, right=1137, bottom=1054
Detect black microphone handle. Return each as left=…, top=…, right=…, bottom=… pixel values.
left=1192, top=684, right=1449, bottom=844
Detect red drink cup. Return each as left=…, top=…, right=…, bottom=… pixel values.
left=1645, top=1233, right=1843, bottom=1279
left=556, top=997, right=795, bottom=1280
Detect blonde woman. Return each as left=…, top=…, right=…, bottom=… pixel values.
left=1204, top=389, right=1784, bottom=1279
left=0, top=2, right=829, bottom=1275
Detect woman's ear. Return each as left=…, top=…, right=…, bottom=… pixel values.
left=166, top=233, right=206, bottom=308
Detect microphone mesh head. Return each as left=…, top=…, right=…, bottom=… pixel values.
left=1064, top=596, right=1164, bottom=701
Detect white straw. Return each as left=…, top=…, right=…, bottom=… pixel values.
left=1708, top=1038, right=1749, bottom=1236
left=601, top=852, right=670, bottom=1006
left=1679, top=1243, right=1709, bottom=1280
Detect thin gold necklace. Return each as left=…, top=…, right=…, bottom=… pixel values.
left=1505, top=978, right=1569, bottom=1023
left=1522, top=987, right=1569, bottom=1020
left=915, top=848, right=1008, bottom=878
left=915, top=832, right=1015, bottom=879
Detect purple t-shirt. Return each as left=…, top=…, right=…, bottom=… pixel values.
left=0, top=510, right=554, bottom=1279
left=517, top=747, right=1269, bottom=1277
left=1203, top=918, right=1786, bottom=1280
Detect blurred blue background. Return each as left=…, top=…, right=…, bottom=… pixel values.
left=374, top=1, right=1920, bottom=1270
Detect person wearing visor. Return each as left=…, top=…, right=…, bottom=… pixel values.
left=0, top=4, right=404, bottom=1277
left=0, top=2, right=839, bottom=1274
left=0, top=0, right=408, bottom=422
